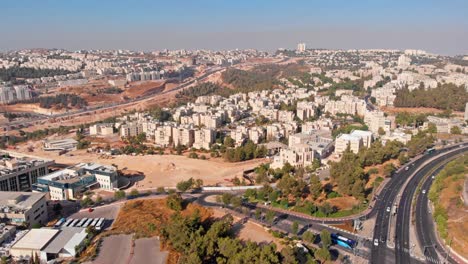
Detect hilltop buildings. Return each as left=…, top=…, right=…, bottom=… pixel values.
left=32, top=163, right=118, bottom=200
left=0, top=85, right=32, bottom=104
left=0, top=151, right=54, bottom=192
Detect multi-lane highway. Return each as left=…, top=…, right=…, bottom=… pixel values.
left=414, top=152, right=467, bottom=264
left=371, top=144, right=468, bottom=264
left=395, top=146, right=467, bottom=264
left=1, top=67, right=224, bottom=131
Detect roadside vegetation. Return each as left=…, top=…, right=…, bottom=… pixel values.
left=428, top=155, right=468, bottom=256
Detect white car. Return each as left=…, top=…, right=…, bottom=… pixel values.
left=422, top=190, right=426, bottom=194
left=374, top=239, right=379, bottom=246
left=386, top=207, right=391, bottom=213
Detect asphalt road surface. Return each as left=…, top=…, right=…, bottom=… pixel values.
left=394, top=146, right=468, bottom=264
left=371, top=144, right=467, bottom=264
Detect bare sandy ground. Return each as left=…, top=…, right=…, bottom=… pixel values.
left=212, top=208, right=284, bottom=250
left=17, top=145, right=266, bottom=188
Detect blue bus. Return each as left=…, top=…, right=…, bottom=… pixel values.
left=331, top=233, right=357, bottom=249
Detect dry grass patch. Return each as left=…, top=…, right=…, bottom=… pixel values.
left=109, top=198, right=212, bottom=238
left=439, top=176, right=468, bottom=257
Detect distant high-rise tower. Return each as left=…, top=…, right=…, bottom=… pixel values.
left=297, top=43, right=306, bottom=53
left=465, top=102, right=468, bottom=121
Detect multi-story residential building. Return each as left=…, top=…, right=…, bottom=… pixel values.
left=172, top=127, right=195, bottom=147
left=364, top=111, right=394, bottom=134
left=89, top=123, right=114, bottom=136
left=32, top=163, right=118, bottom=200
left=350, top=130, right=373, bottom=148
left=193, top=128, right=215, bottom=150
left=0, top=85, right=32, bottom=104
left=0, top=192, right=48, bottom=226
left=271, top=144, right=315, bottom=169
left=424, top=116, right=464, bottom=134
left=335, top=134, right=363, bottom=154
left=296, top=101, right=316, bottom=121
left=288, top=132, right=334, bottom=158
left=120, top=122, right=143, bottom=138
left=465, top=102, right=468, bottom=121
left=155, top=125, right=173, bottom=147
left=324, top=95, right=367, bottom=116
left=0, top=151, right=54, bottom=192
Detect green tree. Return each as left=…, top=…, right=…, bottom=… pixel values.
left=166, top=193, right=183, bottom=211
left=320, top=229, right=331, bottom=248
left=450, top=126, right=462, bottom=134
left=292, top=221, right=299, bottom=235
left=378, top=127, right=386, bottom=136
left=265, top=210, right=276, bottom=225
left=302, top=231, right=316, bottom=244
left=309, top=174, right=322, bottom=200
left=130, top=189, right=139, bottom=196
left=315, top=247, right=331, bottom=263
left=114, top=190, right=126, bottom=200
left=427, top=122, right=437, bottom=134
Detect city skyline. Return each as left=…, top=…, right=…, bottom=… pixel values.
left=2, top=0, right=468, bottom=55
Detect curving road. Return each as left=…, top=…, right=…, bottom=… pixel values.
left=370, top=144, right=468, bottom=264
left=415, top=152, right=467, bottom=264
left=395, top=146, right=467, bottom=264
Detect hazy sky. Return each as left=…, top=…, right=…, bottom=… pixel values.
left=2, top=0, right=468, bottom=55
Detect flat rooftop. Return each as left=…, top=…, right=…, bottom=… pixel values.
left=0, top=192, right=46, bottom=211
left=11, top=229, right=59, bottom=250
left=0, top=151, right=54, bottom=177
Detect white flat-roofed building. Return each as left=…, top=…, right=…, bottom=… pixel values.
left=271, top=143, right=316, bottom=169
left=0, top=192, right=48, bottom=226
left=89, top=123, right=114, bottom=136
left=43, top=138, right=78, bottom=151
left=10, top=229, right=59, bottom=261
left=33, top=163, right=118, bottom=200
left=0, top=151, right=54, bottom=192
left=335, top=134, right=363, bottom=154
left=350, top=130, right=373, bottom=148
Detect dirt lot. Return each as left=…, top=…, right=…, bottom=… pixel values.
left=16, top=143, right=266, bottom=188
left=439, top=175, right=468, bottom=257
left=211, top=208, right=284, bottom=250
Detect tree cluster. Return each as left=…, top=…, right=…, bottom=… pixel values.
left=394, top=83, right=468, bottom=111
left=0, top=67, right=76, bottom=81
left=330, top=140, right=403, bottom=197
left=224, top=140, right=267, bottom=162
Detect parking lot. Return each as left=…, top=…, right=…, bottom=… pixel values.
left=69, top=203, right=121, bottom=221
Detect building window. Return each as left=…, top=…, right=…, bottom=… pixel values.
left=8, top=177, right=17, bottom=191
left=0, top=180, right=8, bottom=191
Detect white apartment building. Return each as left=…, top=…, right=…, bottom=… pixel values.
left=324, top=95, right=367, bottom=116
left=296, top=101, right=316, bottom=121
left=155, top=125, right=173, bottom=147
left=193, top=128, right=215, bottom=150
left=0, top=85, right=32, bottom=104
left=172, top=127, right=195, bottom=147
left=271, top=144, right=315, bottom=169
left=364, top=111, right=394, bottom=134
left=120, top=122, right=143, bottom=138
left=89, top=123, right=114, bottom=136
left=335, top=134, right=363, bottom=154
